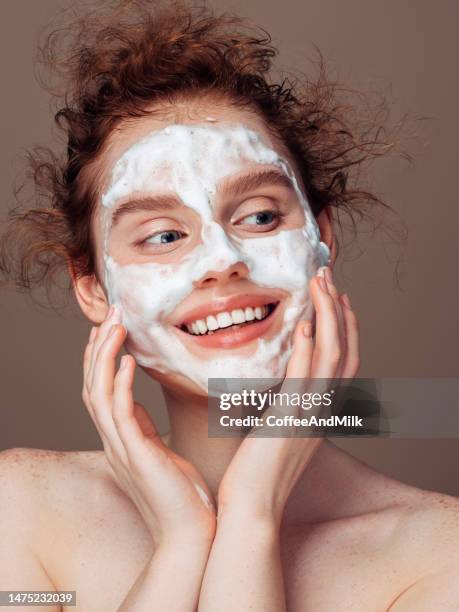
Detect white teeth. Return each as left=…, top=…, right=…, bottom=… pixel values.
left=206, top=315, right=219, bottom=331
left=216, top=312, right=233, bottom=328
left=245, top=307, right=255, bottom=321
left=185, top=304, right=273, bottom=335
left=196, top=319, right=207, bottom=334
left=231, top=309, right=245, bottom=324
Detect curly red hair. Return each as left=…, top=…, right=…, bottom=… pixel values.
left=0, top=0, right=403, bottom=298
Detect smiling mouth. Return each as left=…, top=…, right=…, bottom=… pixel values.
left=178, top=302, right=279, bottom=336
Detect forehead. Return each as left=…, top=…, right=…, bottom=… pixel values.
left=97, top=101, right=297, bottom=197
left=105, top=127, right=289, bottom=211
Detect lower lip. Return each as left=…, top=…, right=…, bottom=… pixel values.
left=175, top=304, right=280, bottom=349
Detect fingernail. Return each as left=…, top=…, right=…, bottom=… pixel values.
left=341, top=293, right=352, bottom=309
left=303, top=321, right=312, bottom=337
left=316, top=267, right=329, bottom=293
left=120, top=355, right=129, bottom=369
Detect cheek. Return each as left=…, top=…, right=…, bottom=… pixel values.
left=106, top=253, right=198, bottom=325
left=106, top=260, right=163, bottom=319
left=118, top=287, right=148, bottom=318
left=240, top=227, right=319, bottom=292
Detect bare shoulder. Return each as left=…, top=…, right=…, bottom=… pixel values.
left=0, top=446, right=102, bottom=469
left=341, top=476, right=459, bottom=563
left=0, top=446, right=143, bottom=551
left=286, top=447, right=459, bottom=578
left=0, top=446, right=109, bottom=488
left=327, top=445, right=459, bottom=562
left=392, top=484, right=459, bottom=561
left=284, top=472, right=459, bottom=609
left=0, top=447, right=120, bottom=526
left=314, top=477, right=459, bottom=575
left=0, top=447, right=109, bottom=605
left=288, top=439, right=459, bottom=609
left=0, top=447, right=153, bottom=608
left=378, top=485, right=459, bottom=608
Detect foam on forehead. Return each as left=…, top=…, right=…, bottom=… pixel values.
left=102, top=123, right=297, bottom=218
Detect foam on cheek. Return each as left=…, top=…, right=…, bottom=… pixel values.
left=101, top=124, right=330, bottom=392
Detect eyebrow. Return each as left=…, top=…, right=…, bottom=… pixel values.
left=110, top=194, right=180, bottom=226
left=218, top=167, right=294, bottom=199
left=109, top=167, right=295, bottom=226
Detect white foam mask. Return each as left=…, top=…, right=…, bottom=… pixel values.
left=101, top=124, right=330, bottom=392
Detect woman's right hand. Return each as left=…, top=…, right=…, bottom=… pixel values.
left=82, top=304, right=216, bottom=549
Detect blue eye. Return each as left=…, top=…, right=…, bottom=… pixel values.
left=241, top=210, right=278, bottom=225
left=145, top=230, right=184, bottom=244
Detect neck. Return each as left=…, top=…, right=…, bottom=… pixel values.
left=162, top=385, right=384, bottom=524
left=163, top=385, right=244, bottom=497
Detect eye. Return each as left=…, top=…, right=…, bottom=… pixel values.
left=142, top=229, right=185, bottom=245
left=236, top=209, right=280, bottom=230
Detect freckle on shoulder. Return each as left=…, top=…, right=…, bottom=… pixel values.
left=411, top=488, right=459, bottom=517
left=392, top=488, right=459, bottom=557
left=0, top=447, right=106, bottom=484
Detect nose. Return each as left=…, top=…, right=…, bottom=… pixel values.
left=194, top=261, right=250, bottom=289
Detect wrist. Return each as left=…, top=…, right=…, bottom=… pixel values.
left=217, top=503, right=281, bottom=537
left=158, top=523, right=216, bottom=552
left=151, top=534, right=212, bottom=576
left=217, top=492, right=286, bottom=527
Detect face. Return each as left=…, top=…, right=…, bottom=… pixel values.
left=93, top=102, right=330, bottom=396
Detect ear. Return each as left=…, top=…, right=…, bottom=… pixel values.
left=68, top=261, right=110, bottom=325
left=316, top=205, right=337, bottom=267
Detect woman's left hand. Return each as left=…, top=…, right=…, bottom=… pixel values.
left=217, top=265, right=360, bottom=526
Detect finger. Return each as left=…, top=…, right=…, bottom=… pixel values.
left=323, top=267, right=347, bottom=377
left=112, top=355, right=167, bottom=470
left=339, top=294, right=360, bottom=378
left=82, top=326, right=97, bottom=413
left=87, top=304, right=121, bottom=390
left=89, top=324, right=130, bottom=462
left=112, top=359, right=212, bottom=512
left=285, top=320, right=314, bottom=379
left=259, top=320, right=314, bottom=427
left=309, top=270, right=341, bottom=381
left=91, top=323, right=127, bottom=409
left=82, top=324, right=124, bottom=463
left=112, top=357, right=198, bottom=505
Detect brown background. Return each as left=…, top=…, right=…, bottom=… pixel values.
left=1, top=0, right=458, bottom=495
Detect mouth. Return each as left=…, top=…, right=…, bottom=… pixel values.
left=174, top=299, right=281, bottom=349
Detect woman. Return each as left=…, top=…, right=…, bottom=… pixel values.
left=1, top=1, right=458, bottom=610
